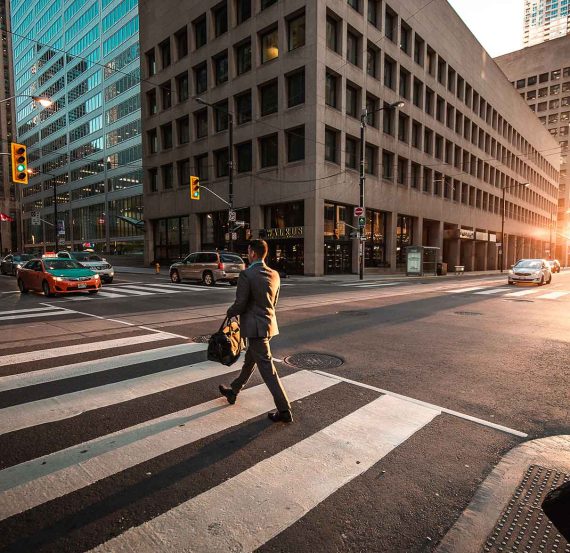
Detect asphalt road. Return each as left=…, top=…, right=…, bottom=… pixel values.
left=0, top=268, right=568, bottom=552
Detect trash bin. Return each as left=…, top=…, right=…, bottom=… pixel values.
left=437, top=262, right=448, bottom=276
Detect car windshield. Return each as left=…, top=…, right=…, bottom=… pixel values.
left=515, top=260, right=542, bottom=269
left=14, top=254, right=32, bottom=261
left=72, top=252, right=103, bottom=262
left=220, top=254, right=244, bottom=263
left=547, top=260, right=557, bottom=265
left=44, top=259, right=83, bottom=270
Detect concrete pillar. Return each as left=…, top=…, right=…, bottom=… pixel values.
left=144, top=220, right=154, bottom=265
left=487, top=242, right=497, bottom=270
left=463, top=240, right=475, bottom=271
left=386, top=211, right=398, bottom=270
left=413, top=215, right=423, bottom=246
left=447, top=238, right=461, bottom=269
left=189, top=212, right=201, bottom=251
left=475, top=242, right=488, bottom=270
left=304, top=196, right=323, bottom=276
left=433, top=221, right=444, bottom=261
left=249, top=205, right=264, bottom=239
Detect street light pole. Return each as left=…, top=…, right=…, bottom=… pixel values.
left=358, top=100, right=405, bottom=280
left=53, top=180, right=58, bottom=252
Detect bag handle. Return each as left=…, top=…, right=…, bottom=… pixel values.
left=218, top=316, right=238, bottom=332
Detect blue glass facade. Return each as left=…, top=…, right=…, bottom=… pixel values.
left=10, top=0, right=143, bottom=253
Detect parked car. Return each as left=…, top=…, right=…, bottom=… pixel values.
left=547, top=259, right=561, bottom=273
left=17, top=258, right=101, bottom=297
left=0, top=253, right=32, bottom=276
left=169, top=251, right=245, bottom=286
left=57, top=251, right=114, bottom=283
left=508, top=258, right=552, bottom=286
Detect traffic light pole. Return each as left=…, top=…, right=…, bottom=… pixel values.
left=53, top=181, right=58, bottom=252
left=359, top=110, right=366, bottom=281
left=228, top=113, right=234, bottom=252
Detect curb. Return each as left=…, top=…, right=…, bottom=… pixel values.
left=437, top=435, right=570, bottom=553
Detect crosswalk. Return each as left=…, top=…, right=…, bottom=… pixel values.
left=0, top=330, right=446, bottom=551
left=445, top=285, right=570, bottom=300
left=0, top=304, right=76, bottom=322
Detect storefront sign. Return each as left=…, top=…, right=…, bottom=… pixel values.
left=489, top=233, right=497, bottom=243
left=475, top=231, right=488, bottom=241
left=459, top=228, right=475, bottom=240
left=264, top=226, right=304, bottom=240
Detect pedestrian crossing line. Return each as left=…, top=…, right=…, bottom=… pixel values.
left=473, top=288, right=509, bottom=295
left=537, top=290, right=570, bottom=300
left=0, top=343, right=207, bottom=393
left=0, top=371, right=336, bottom=520
left=504, top=288, right=541, bottom=297
left=144, top=283, right=210, bottom=292
left=445, top=286, right=487, bottom=293
left=338, top=282, right=401, bottom=288
left=0, top=307, right=74, bottom=321
left=0, top=332, right=176, bottom=367
left=0, top=358, right=243, bottom=436
left=90, top=395, right=438, bottom=553
left=0, top=306, right=67, bottom=317
left=109, top=284, right=185, bottom=294
left=100, top=286, right=154, bottom=296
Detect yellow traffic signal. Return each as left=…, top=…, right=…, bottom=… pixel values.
left=11, top=142, right=28, bottom=185
left=190, top=175, right=200, bottom=200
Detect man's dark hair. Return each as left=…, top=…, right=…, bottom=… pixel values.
left=249, top=239, right=268, bottom=260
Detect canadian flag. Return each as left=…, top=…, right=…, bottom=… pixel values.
left=0, top=213, right=14, bottom=222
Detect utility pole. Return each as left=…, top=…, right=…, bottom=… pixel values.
left=228, top=112, right=234, bottom=252
left=53, top=180, right=58, bottom=251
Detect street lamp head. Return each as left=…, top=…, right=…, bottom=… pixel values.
left=194, top=97, right=206, bottom=105
left=390, top=101, right=405, bottom=109
left=32, top=96, right=53, bottom=108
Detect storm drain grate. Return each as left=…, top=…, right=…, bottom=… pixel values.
left=192, top=335, right=211, bottom=343
left=454, top=311, right=483, bottom=316
left=283, top=353, right=344, bottom=370
left=483, top=464, right=570, bottom=553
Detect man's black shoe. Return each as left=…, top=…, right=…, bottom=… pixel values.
left=219, top=385, right=237, bottom=405
left=268, top=410, right=293, bottom=423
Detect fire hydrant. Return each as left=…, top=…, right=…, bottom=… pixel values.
left=155, top=262, right=160, bottom=274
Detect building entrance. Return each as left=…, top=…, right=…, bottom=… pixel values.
left=324, top=241, right=352, bottom=274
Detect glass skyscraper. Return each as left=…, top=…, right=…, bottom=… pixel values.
left=10, top=0, right=143, bottom=254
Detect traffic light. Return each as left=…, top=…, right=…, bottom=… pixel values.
left=11, top=142, right=28, bottom=185
left=190, top=175, right=200, bottom=200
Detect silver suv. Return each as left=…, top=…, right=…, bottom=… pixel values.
left=170, top=251, right=245, bottom=286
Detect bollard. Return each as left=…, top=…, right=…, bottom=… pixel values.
left=155, top=262, right=160, bottom=274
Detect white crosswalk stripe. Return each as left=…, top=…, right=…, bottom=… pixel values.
left=0, top=305, right=73, bottom=321
left=444, top=284, right=570, bottom=300
left=0, top=331, right=448, bottom=551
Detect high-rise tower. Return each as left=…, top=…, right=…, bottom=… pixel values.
left=524, top=0, right=570, bottom=46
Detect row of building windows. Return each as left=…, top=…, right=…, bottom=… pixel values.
left=514, top=67, right=570, bottom=88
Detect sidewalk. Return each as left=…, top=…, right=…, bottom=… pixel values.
left=437, top=435, right=570, bottom=553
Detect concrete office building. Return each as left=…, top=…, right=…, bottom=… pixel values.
left=495, top=34, right=570, bottom=265
left=0, top=0, right=18, bottom=252
left=10, top=0, right=144, bottom=254
left=524, top=0, right=570, bottom=47
left=140, top=0, right=560, bottom=276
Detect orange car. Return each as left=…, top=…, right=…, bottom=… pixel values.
left=17, top=258, right=101, bottom=297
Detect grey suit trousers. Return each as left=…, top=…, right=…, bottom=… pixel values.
left=230, top=337, right=291, bottom=413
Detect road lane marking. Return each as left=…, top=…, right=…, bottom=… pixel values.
left=313, top=371, right=527, bottom=438
left=0, top=309, right=75, bottom=321
left=338, top=282, right=401, bottom=287
left=0, top=306, right=67, bottom=316
left=445, top=286, right=487, bottom=293
left=0, top=371, right=336, bottom=518
left=0, top=359, right=242, bottom=436
left=90, top=394, right=438, bottom=553
left=0, top=343, right=208, bottom=392
left=101, top=286, right=154, bottom=295
left=504, top=288, right=540, bottom=297
left=0, top=332, right=175, bottom=367
left=538, top=290, right=570, bottom=300
left=473, top=288, right=509, bottom=295
left=111, top=284, right=185, bottom=294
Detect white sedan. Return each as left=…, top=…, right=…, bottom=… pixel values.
left=508, top=259, right=552, bottom=286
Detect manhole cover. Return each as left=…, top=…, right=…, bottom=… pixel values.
left=192, top=335, right=211, bottom=343
left=283, top=353, right=344, bottom=370
left=338, top=310, right=369, bottom=316
left=505, top=299, right=534, bottom=303
left=483, top=464, right=570, bottom=552
left=454, top=311, right=482, bottom=316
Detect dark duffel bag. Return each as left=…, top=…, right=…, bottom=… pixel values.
left=542, top=480, right=570, bottom=540
left=207, top=317, right=243, bottom=366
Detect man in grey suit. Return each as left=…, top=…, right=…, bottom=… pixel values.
left=219, top=239, right=293, bottom=423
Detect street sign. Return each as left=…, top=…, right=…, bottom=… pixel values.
left=354, top=206, right=364, bottom=217
left=228, top=210, right=236, bottom=222
left=231, top=232, right=237, bottom=240
left=358, top=216, right=366, bottom=227
left=234, top=220, right=245, bottom=227
left=57, top=220, right=65, bottom=236
left=496, top=242, right=502, bottom=247
left=31, top=211, right=40, bottom=226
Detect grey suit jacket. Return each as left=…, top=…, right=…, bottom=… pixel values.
left=226, top=262, right=280, bottom=338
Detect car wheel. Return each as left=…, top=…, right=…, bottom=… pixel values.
left=42, top=280, right=53, bottom=297
left=105, top=277, right=113, bottom=284
left=170, top=270, right=180, bottom=283
left=17, top=279, right=28, bottom=294
left=508, top=281, right=514, bottom=285
left=89, top=290, right=98, bottom=294
left=230, top=280, right=238, bottom=286
left=539, top=276, right=545, bottom=286
left=547, top=275, right=552, bottom=284
left=203, top=271, right=215, bottom=286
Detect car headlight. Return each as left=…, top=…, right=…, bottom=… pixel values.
left=508, top=270, right=514, bottom=275
left=55, top=277, right=64, bottom=282
left=94, top=274, right=100, bottom=279
left=16, top=264, right=21, bottom=269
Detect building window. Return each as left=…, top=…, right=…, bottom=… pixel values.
left=259, top=134, right=278, bottom=167
left=161, top=82, right=172, bottom=109
left=176, top=72, right=189, bottom=102
left=213, top=1, right=228, bottom=37
left=385, top=7, right=396, bottom=42
left=287, top=68, right=305, bottom=107
left=325, top=128, right=338, bottom=163
left=400, top=22, right=411, bottom=55
left=215, top=148, right=229, bottom=177
left=527, top=75, right=537, bottom=85
left=261, top=0, right=277, bottom=9
left=177, top=117, right=190, bottom=144
left=326, top=71, right=338, bottom=108
left=346, top=31, right=359, bottom=66
left=236, top=0, right=251, bottom=23
left=236, top=40, right=252, bottom=75
left=382, top=150, right=394, bottom=180
left=236, top=141, right=252, bottom=172
left=526, top=90, right=536, bottom=100
left=538, top=87, right=548, bottom=98
left=346, top=136, right=358, bottom=169
left=346, top=84, right=359, bottom=118
left=367, top=46, right=378, bottom=78
left=194, top=63, right=207, bottom=94
left=383, top=104, right=395, bottom=135
left=194, top=15, right=207, bottom=49
left=551, top=84, right=560, bottom=95
left=413, top=78, right=423, bottom=108
left=399, top=68, right=410, bottom=99
left=411, top=120, right=421, bottom=149
left=195, top=109, right=208, bottom=138
left=195, top=154, right=209, bottom=181
left=148, top=129, right=158, bottom=153
left=214, top=51, right=229, bottom=85
left=384, top=56, right=395, bottom=90
left=326, top=16, right=339, bottom=52
left=287, top=126, right=305, bottom=162
left=260, top=80, right=278, bottom=116
left=160, top=39, right=171, bottom=69
left=261, top=27, right=279, bottom=63
left=178, top=159, right=190, bottom=187
left=368, top=0, right=379, bottom=27
left=175, top=28, right=188, bottom=59
left=414, top=34, right=424, bottom=66
left=539, top=72, right=548, bottom=83
left=397, top=157, right=407, bottom=184
left=398, top=113, right=409, bottom=143
left=146, top=49, right=156, bottom=76
left=516, top=78, right=525, bottom=89
left=214, top=100, right=229, bottom=131
left=149, top=168, right=158, bottom=192
left=551, top=69, right=561, bottom=80
left=537, top=102, right=547, bottom=112
left=365, top=144, right=376, bottom=175
left=235, top=90, right=252, bottom=124
left=161, top=123, right=173, bottom=149
left=162, top=164, right=174, bottom=189
left=147, top=90, right=157, bottom=115
left=288, top=13, right=305, bottom=51
left=347, top=0, right=359, bottom=11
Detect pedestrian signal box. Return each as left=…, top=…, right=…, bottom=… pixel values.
left=190, top=176, right=200, bottom=200
left=11, top=142, right=28, bottom=185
